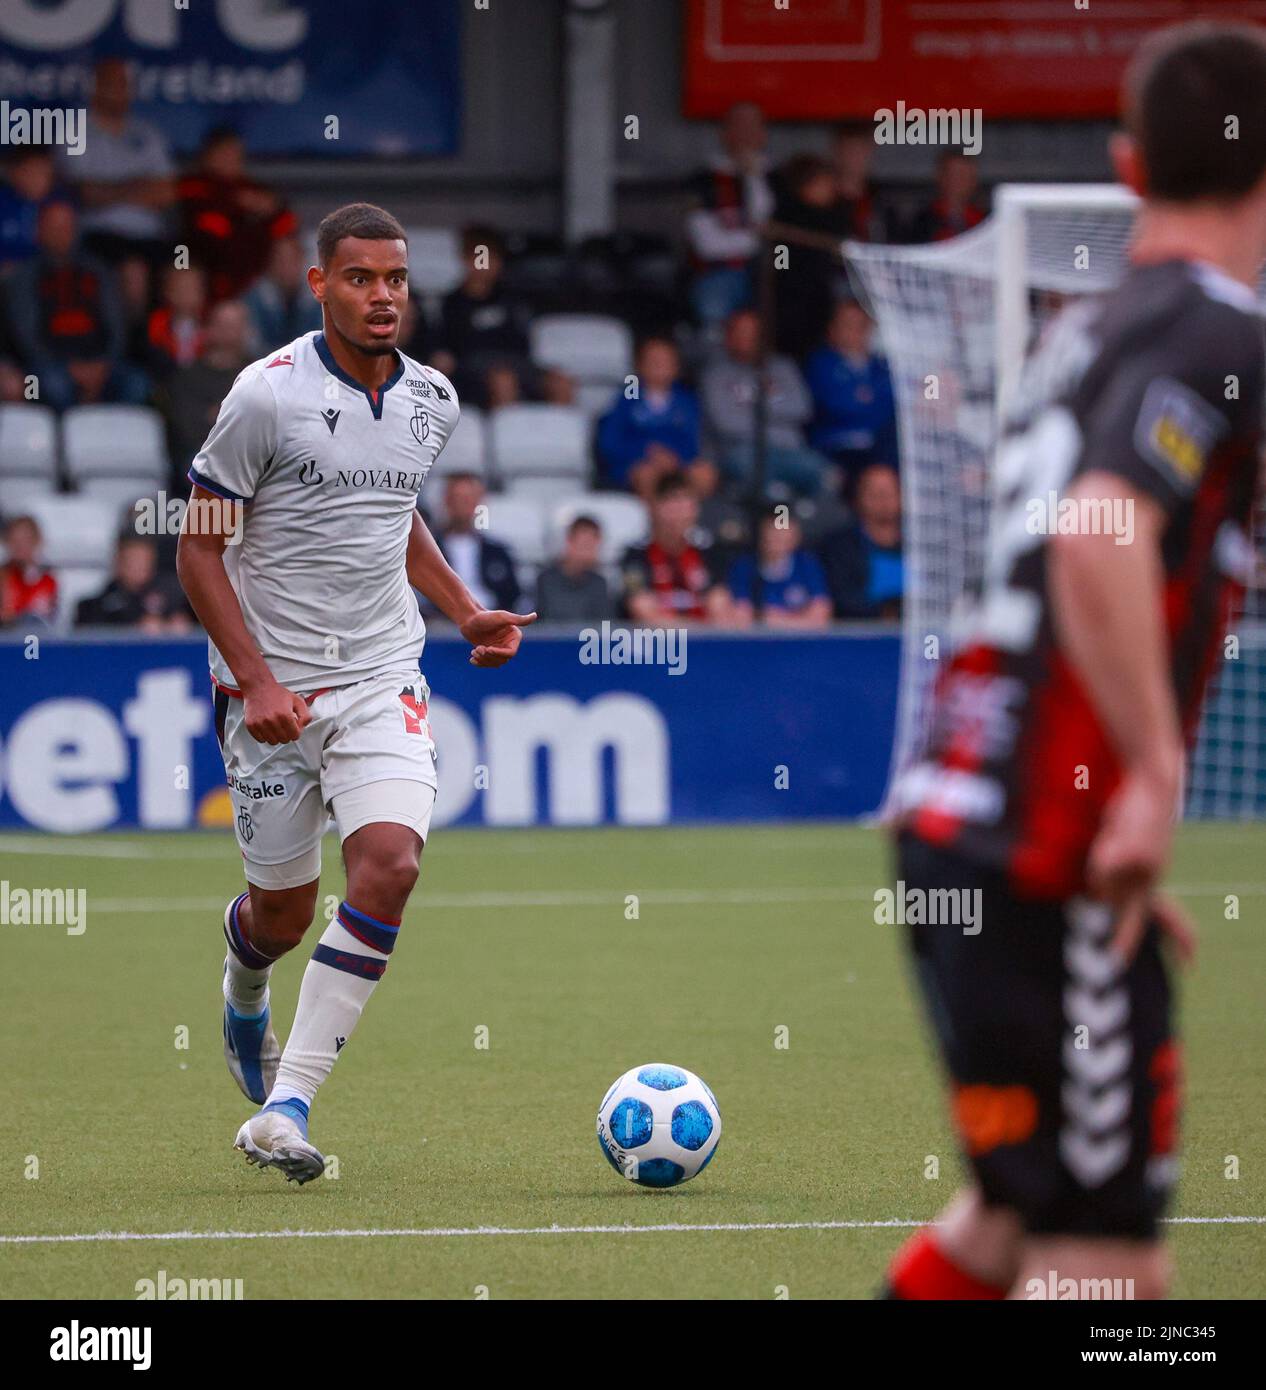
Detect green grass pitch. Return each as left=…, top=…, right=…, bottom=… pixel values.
left=2, top=822, right=1263, bottom=1299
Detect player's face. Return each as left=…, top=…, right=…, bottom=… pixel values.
left=314, top=236, right=409, bottom=357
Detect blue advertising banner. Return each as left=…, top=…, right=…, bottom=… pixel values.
left=0, top=631, right=899, bottom=832
left=0, top=0, right=461, bottom=157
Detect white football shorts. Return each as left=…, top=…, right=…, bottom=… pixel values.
left=215, top=669, right=438, bottom=889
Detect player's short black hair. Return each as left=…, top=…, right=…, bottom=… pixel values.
left=567, top=514, right=602, bottom=536
left=1124, top=21, right=1266, bottom=202
left=317, top=203, right=407, bottom=266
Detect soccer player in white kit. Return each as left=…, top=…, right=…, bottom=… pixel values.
left=177, top=203, right=536, bottom=1182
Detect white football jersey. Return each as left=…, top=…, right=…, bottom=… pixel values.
left=189, top=330, right=459, bottom=691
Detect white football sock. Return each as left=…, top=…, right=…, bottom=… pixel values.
left=267, top=902, right=397, bottom=1109
left=223, top=892, right=274, bottom=1016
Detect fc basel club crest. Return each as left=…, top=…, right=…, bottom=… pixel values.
left=410, top=405, right=430, bottom=446
left=236, top=807, right=254, bottom=844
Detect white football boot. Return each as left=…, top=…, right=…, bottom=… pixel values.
left=234, top=1102, right=325, bottom=1185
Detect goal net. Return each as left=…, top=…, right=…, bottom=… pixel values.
left=846, top=183, right=1266, bottom=820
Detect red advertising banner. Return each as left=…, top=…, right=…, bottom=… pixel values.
left=684, top=0, right=1266, bottom=119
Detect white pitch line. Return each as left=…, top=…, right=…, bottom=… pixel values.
left=0, top=832, right=867, bottom=861
left=62, top=881, right=1266, bottom=913
left=85, top=887, right=878, bottom=914
left=3, top=1215, right=1263, bottom=1247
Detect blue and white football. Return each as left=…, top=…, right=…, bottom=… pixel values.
left=596, top=1063, right=721, bottom=1188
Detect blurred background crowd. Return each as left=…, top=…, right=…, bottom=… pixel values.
left=0, top=55, right=995, bottom=636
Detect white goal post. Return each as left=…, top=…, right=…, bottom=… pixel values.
left=846, top=183, right=1266, bottom=820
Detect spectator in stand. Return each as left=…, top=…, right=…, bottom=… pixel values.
left=597, top=337, right=707, bottom=497
left=243, top=234, right=321, bottom=351
left=144, top=265, right=206, bottom=380
left=160, top=298, right=252, bottom=484
left=114, top=253, right=152, bottom=363
left=178, top=127, right=298, bottom=302
left=803, top=299, right=897, bottom=490
left=77, top=533, right=191, bottom=631
left=829, top=122, right=887, bottom=243
left=7, top=199, right=147, bottom=410
left=723, top=512, right=832, bottom=629
left=0, top=515, right=58, bottom=629
left=908, top=150, right=986, bottom=243
left=536, top=516, right=614, bottom=623
left=539, top=366, right=578, bottom=406
left=0, top=148, right=61, bottom=271
left=701, top=308, right=830, bottom=496
left=819, top=462, right=904, bottom=620
left=433, top=225, right=534, bottom=408
left=686, top=102, right=775, bottom=326
left=621, top=474, right=722, bottom=624
left=770, top=153, right=850, bottom=359
left=61, top=57, right=174, bottom=264
left=430, top=473, right=520, bottom=613
left=0, top=288, right=24, bottom=401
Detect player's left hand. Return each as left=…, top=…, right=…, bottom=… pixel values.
left=460, top=609, right=538, bottom=667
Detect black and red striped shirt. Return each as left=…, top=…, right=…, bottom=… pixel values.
left=897, top=260, right=1265, bottom=898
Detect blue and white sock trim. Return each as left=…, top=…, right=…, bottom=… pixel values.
left=224, top=892, right=276, bottom=971
left=335, top=901, right=400, bottom=956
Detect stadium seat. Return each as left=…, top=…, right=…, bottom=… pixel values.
left=62, top=405, right=169, bottom=483
left=23, top=495, right=118, bottom=568
left=549, top=493, right=648, bottom=565
left=574, top=381, right=619, bottom=419
left=0, top=475, right=57, bottom=512
left=479, top=494, right=549, bottom=567
left=51, top=565, right=110, bottom=633
left=406, top=227, right=464, bottom=297
left=0, top=403, right=59, bottom=479
left=77, top=477, right=167, bottom=512
left=529, top=314, right=633, bottom=385
left=488, top=404, right=591, bottom=483
left=500, top=475, right=591, bottom=506
left=431, top=405, right=487, bottom=478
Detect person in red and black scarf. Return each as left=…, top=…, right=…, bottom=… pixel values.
left=829, top=122, right=890, bottom=244
left=177, top=127, right=298, bottom=303
left=621, top=474, right=724, bottom=625
left=907, top=149, right=987, bottom=243
left=685, top=103, right=774, bottom=327
left=6, top=198, right=148, bottom=410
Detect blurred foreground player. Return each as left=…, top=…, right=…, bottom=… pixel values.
left=887, top=23, right=1266, bottom=1297
left=177, top=204, right=535, bottom=1181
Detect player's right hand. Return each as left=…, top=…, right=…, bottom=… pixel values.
left=1087, top=765, right=1178, bottom=904
left=243, top=679, right=311, bottom=745
left=1088, top=763, right=1181, bottom=963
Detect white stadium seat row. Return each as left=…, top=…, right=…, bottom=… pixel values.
left=529, top=314, right=633, bottom=385
left=0, top=402, right=170, bottom=487
left=430, top=402, right=599, bottom=489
